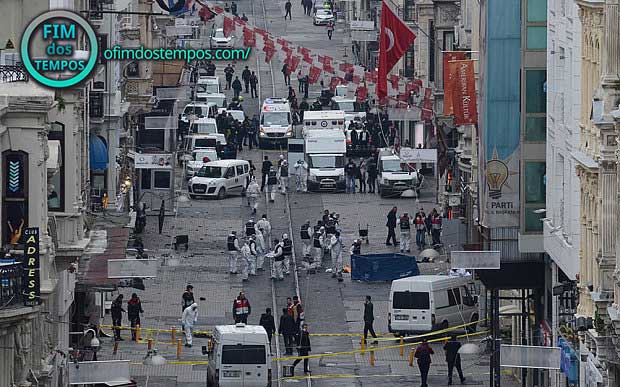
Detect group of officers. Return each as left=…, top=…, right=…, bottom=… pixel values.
left=226, top=209, right=364, bottom=282
left=299, top=210, right=362, bottom=282
left=226, top=214, right=293, bottom=281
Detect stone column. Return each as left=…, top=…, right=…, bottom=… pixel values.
left=603, top=0, right=620, bottom=84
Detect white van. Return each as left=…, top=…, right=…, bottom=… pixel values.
left=180, top=102, right=218, bottom=126
left=185, top=148, right=219, bottom=179
left=196, top=76, right=221, bottom=98
left=259, top=98, right=292, bottom=147
left=178, top=133, right=226, bottom=165
left=188, top=159, right=250, bottom=199
left=388, top=275, right=479, bottom=335
left=203, top=93, right=228, bottom=108
left=305, top=129, right=346, bottom=192
left=207, top=324, right=272, bottom=387
left=302, top=110, right=346, bottom=137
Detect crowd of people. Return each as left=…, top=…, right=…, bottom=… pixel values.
left=386, top=207, right=443, bottom=252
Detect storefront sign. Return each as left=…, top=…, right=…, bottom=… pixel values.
left=449, top=59, right=478, bottom=125
left=399, top=148, right=437, bottom=163
left=350, top=21, right=375, bottom=31
left=108, top=259, right=158, bottom=278
left=23, top=227, right=40, bottom=306
left=131, top=152, right=173, bottom=169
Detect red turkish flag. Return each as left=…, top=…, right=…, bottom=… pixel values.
left=356, top=85, right=368, bottom=102
left=329, top=76, right=343, bottom=91
left=377, top=1, right=416, bottom=100
left=308, top=66, right=322, bottom=84
left=233, top=16, right=246, bottom=25
left=264, top=45, right=275, bottom=63
left=298, top=47, right=310, bottom=57
left=303, top=54, right=313, bottom=65
left=324, top=63, right=335, bottom=74
left=243, top=27, right=255, bottom=47
left=223, top=16, right=234, bottom=37
left=213, top=5, right=224, bottom=14
left=288, top=56, right=301, bottom=73
left=389, top=74, right=400, bottom=90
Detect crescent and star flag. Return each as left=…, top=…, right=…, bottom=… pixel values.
left=243, top=27, right=255, bottom=47
left=377, top=1, right=416, bottom=100
left=443, top=51, right=468, bottom=115
left=308, top=66, right=322, bottom=84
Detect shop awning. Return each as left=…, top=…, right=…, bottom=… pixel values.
left=77, top=227, right=130, bottom=289
left=47, top=140, right=61, bottom=176
left=89, top=136, right=108, bottom=171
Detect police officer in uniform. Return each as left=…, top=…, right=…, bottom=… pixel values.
left=312, top=226, right=326, bottom=269
left=245, top=219, right=256, bottom=238
left=267, top=166, right=278, bottom=202
left=397, top=212, right=411, bottom=253
left=227, top=231, right=240, bottom=274
left=271, top=239, right=285, bottom=280
left=278, top=160, right=289, bottom=193
left=300, top=220, right=312, bottom=257
left=282, top=233, right=293, bottom=275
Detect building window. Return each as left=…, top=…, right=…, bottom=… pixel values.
left=525, top=117, right=546, bottom=141
left=48, top=122, right=65, bottom=211
left=443, top=31, right=455, bottom=51
left=524, top=161, right=546, bottom=203
left=526, top=26, right=547, bottom=50
left=2, top=151, right=28, bottom=246
left=525, top=70, right=547, bottom=113
left=429, top=20, right=435, bottom=82
left=153, top=171, right=171, bottom=189
left=527, top=0, right=547, bottom=22
left=404, top=46, right=415, bottom=78
left=404, top=0, right=415, bottom=21
left=97, top=34, right=108, bottom=64
left=141, top=169, right=151, bottom=190
left=524, top=209, right=544, bottom=232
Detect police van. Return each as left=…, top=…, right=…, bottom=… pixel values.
left=188, top=159, right=250, bottom=199
left=302, top=110, right=346, bottom=137
left=207, top=324, right=272, bottom=387
left=259, top=98, right=293, bottom=147
left=388, top=275, right=479, bottom=336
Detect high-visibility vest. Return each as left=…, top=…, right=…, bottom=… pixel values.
left=234, top=299, right=250, bottom=315
left=400, top=216, right=411, bottom=230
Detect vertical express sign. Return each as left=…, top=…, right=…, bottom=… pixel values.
left=23, top=227, right=40, bottom=306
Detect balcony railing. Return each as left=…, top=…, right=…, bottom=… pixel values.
left=0, top=261, right=23, bottom=307
left=0, top=65, right=28, bottom=83
left=89, top=92, right=104, bottom=118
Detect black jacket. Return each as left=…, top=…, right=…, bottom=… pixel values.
left=297, top=331, right=311, bottom=352
left=232, top=79, right=243, bottom=91
left=242, top=69, right=251, bottom=82
left=279, top=313, right=297, bottom=335
left=386, top=210, right=397, bottom=228
left=182, top=291, right=195, bottom=310
left=259, top=313, right=276, bottom=334
left=444, top=340, right=462, bottom=363
left=127, top=298, right=143, bottom=319
left=262, top=160, right=273, bottom=174
left=111, top=298, right=125, bottom=319
left=363, top=301, right=374, bottom=323
left=345, top=162, right=357, bottom=177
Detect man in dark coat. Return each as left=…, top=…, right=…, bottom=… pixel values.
left=232, top=76, right=243, bottom=99
left=241, top=66, right=251, bottom=93
left=444, top=334, right=466, bottom=385
left=363, top=295, right=377, bottom=343
left=415, top=339, right=434, bottom=387
left=279, top=308, right=297, bottom=355
left=291, top=324, right=311, bottom=374
left=367, top=157, right=377, bottom=193
left=249, top=71, right=259, bottom=98
left=224, top=63, right=234, bottom=90
left=182, top=285, right=195, bottom=313
left=261, top=155, right=273, bottom=191
left=386, top=206, right=398, bottom=245
left=111, top=294, right=125, bottom=341
left=284, top=0, right=292, bottom=19
left=259, top=308, right=276, bottom=346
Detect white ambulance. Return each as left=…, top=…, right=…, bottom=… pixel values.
left=207, top=324, right=272, bottom=387
left=259, top=98, right=293, bottom=147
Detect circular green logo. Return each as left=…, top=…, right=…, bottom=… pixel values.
left=20, top=10, right=98, bottom=88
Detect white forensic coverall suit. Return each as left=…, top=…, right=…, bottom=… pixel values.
left=255, top=227, right=266, bottom=270
left=248, top=239, right=258, bottom=275
left=294, top=160, right=308, bottom=192
left=329, top=234, right=344, bottom=275
left=240, top=242, right=252, bottom=280
left=181, top=303, right=199, bottom=346
left=246, top=180, right=260, bottom=213
left=257, top=217, right=272, bottom=249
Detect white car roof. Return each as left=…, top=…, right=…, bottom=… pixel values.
left=205, top=159, right=249, bottom=167
left=262, top=98, right=291, bottom=112
left=303, top=110, right=346, bottom=120
left=197, top=76, right=218, bottom=84
left=193, top=117, right=217, bottom=124
left=215, top=324, right=268, bottom=335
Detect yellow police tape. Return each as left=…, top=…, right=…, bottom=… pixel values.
left=277, top=369, right=514, bottom=382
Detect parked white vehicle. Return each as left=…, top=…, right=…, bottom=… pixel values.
left=377, top=148, right=423, bottom=197
left=196, top=76, right=220, bottom=99
left=180, top=102, right=218, bottom=126
left=388, top=275, right=479, bottom=335
left=219, top=108, right=246, bottom=123
left=302, top=110, right=346, bottom=137
left=313, top=8, right=334, bottom=25
left=178, top=132, right=225, bottom=165
left=188, top=159, right=250, bottom=199
left=185, top=148, right=219, bottom=179
left=305, top=129, right=346, bottom=192
left=210, top=27, right=233, bottom=48
left=207, top=324, right=272, bottom=387
left=259, top=98, right=292, bottom=146
left=203, top=93, right=228, bottom=108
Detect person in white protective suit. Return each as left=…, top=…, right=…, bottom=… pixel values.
left=311, top=226, right=326, bottom=269
left=247, top=235, right=258, bottom=275
left=257, top=214, right=272, bottom=249
left=278, top=160, right=289, bottom=194
left=271, top=239, right=285, bottom=280
left=181, top=303, right=199, bottom=347
left=227, top=231, right=241, bottom=274
left=294, top=159, right=308, bottom=192
left=299, top=220, right=313, bottom=257
left=246, top=177, right=260, bottom=214
left=329, top=231, right=344, bottom=281
left=255, top=225, right=266, bottom=270
left=240, top=241, right=252, bottom=282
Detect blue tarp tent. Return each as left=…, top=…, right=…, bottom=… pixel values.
left=351, top=254, right=420, bottom=282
